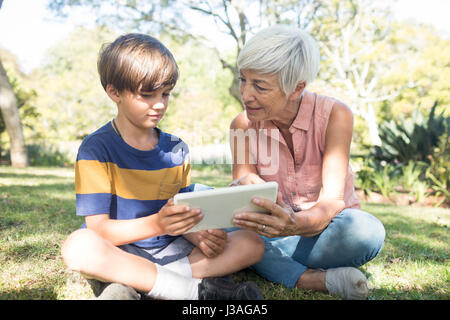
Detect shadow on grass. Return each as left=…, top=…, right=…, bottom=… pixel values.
left=0, top=182, right=74, bottom=197
left=2, top=239, right=61, bottom=264
left=0, top=285, right=59, bottom=300
left=0, top=172, right=71, bottom=180
left=371, top=286, right=449, bottom=300
left=362, top=204, right=448, bottom=263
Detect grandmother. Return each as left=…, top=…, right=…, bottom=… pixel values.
left=230, top=25, right=385, bottom=300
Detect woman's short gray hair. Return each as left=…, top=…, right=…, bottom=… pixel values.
left=237, top=25, right=320, bottom=95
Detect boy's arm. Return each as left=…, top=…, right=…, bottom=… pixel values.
left=85, top=199, right=203, bottom=246
left=85, top=213, right=163, bottom=246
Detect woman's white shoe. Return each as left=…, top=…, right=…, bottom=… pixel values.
left=325, top=267, right=368, bottom=300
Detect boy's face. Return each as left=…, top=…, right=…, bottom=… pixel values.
left=110, top=85, right=173, bottom=130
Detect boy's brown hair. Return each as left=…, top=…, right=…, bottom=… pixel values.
left=97, top=33, right=178, bottom=93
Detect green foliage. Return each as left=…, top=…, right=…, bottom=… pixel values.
left=425, top=134, right=450, bottom=206
left=385, top=23, right=450, bottom=119
left=410, top=180, right=430, bottom=204
left=1, top=144, right=70, bottom=167
left=23, top=27, right=241, bottom=161
left=353, top=156, right=447, bottom=205
left=369, top=163, right=400, bottom=199
left=30, top=26, right=117, bottom=149
left=0, top=53, right=40, bottom=155
left=353, top=157, right=376, bottom=195
left=26, top=144, right=71, bottom=167
left=354, top=158, right=403, bottom=199
left=357, top=102, right=448, bottom=205
left=0, top=65, right=39, bottom=133
left=372, top=101, right=449, bottom=164
left=154, top=37, right=241, bottom=147
left=400, top=161, right=426, bottom=192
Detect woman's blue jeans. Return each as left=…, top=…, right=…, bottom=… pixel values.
left=191, top=183, right=386, bottom=289
left=250, top=208, right=385, bottom=288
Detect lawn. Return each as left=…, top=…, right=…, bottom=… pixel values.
left=0, top=165, right=448, bottom=300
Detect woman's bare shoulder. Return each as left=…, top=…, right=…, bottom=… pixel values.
left=230, top=111, right=252, bottom=130
left=330, top=100, right=353, bottom=124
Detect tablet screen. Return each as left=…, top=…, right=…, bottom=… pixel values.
left=174, top=182, right=278, bottom=233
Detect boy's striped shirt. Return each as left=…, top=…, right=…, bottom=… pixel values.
left=75, top=122, right=191, bottom=248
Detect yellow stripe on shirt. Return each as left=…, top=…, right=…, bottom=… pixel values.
left=75, top=160, right=191, bottom=200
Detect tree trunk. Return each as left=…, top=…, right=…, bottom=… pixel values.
left=229, top=73, right=243, bottom=109
left=0, top=60, right=29, bottom=167
left=364, top=102, right=382, bottom=146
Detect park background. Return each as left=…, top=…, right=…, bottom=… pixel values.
left=0, top=0, right=448, bottom=299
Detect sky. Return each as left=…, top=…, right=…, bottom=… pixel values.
left=0, top=0, right=449, bottom=74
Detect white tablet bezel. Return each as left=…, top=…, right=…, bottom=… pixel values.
left=174, top=181, right=278, bottom=233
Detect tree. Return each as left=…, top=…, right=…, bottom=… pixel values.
left=0, top=0, right=29, bottom=166
left=29, top=26, right=117, bottom=158
left=0, top=49, right=39, bottom=139
left=317, top=1, right=400, bottom=146
left=29, top=26, right=240, bottom=155
left=50, top=0, right=446, bottom=149
left=48, top=0, right=329, bottom=107
left=384, top=22, right=450, bottom=119
left=0, top=60, right=29, bottom=167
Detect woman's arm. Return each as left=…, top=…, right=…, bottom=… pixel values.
left=320, top=101, right=353, bottom=204
left=305, top=100, right=353, bottom=221
left=229, top=112, right=265, bottom=184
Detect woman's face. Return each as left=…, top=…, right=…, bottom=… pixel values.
left=239, top=69, right=289, bottom=122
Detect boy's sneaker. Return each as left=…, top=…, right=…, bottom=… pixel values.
left=87, top=279, right=140, bottom=300
left=86, top=279, right=109, bottom=297
left=198, top=277, right=263, bottom=300
left=96, top=283, right=141, bottom=300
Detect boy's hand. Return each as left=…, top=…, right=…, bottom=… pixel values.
left=184, top=229, right=228, bottom=258
left=197, top=229, right=228, bottom=258
left=157, top=198, right=203, bottom=236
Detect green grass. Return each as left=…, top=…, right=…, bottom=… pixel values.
left=0, top=165, right=448, bottom=300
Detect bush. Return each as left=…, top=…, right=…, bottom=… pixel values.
left=26, top=144, right=71, bottom=167
left=370, top=162, right=401, bottom=198
left=400, top=161, right=427, bottom=192
left=354, top=158, right=434, bottom=204
left=372, top=101, right=449, bottom=164
left=426, top=134, right=450, bottom=206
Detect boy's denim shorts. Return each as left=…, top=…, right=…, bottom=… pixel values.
left=119, top=236, right=195, bottom=266
left=119, top=236, right=195, bottom=278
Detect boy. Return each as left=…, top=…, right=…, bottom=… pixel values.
left=61, top=33, right=264, bottom=300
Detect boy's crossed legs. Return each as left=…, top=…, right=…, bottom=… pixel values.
left=61, top=227, right=264, bottom=299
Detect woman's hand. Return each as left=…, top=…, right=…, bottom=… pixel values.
left=229, top=173, right=266, bottom=186
left=232, top=192, right=300, bottom=238
left=157, top=198, right=203, bottom=236
left=185, top=229, right=228, bottom=258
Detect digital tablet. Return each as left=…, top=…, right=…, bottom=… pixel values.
left=174, top=181, right=278, bottom=233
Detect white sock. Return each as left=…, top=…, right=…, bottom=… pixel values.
left=163, top=256, right=193, bottom=278
left=148, top=264, right=201, bottom=300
